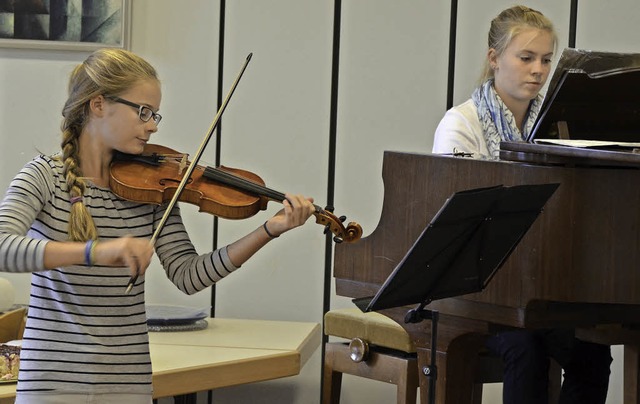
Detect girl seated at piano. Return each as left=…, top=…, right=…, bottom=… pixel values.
left=432, top=5, right=612, bottom=404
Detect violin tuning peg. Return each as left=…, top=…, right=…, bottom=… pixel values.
left=324, top=205, right=334, bottom=213
left=333, top=236, right=343, bottom=243
left=339, top=215, right=347, bottom=222
left=323, top=225, right=330, bottom=235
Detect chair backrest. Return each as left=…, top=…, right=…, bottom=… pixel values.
left=0, top=307, right=27, bottom=343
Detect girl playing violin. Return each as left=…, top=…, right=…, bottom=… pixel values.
left=0, top=48, right=315, bottom=404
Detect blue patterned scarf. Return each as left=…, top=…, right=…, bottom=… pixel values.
left=472, top=79, right=542, bottom=159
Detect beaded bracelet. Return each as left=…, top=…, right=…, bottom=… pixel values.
left=84, top=239, right=98, bottom=266
left=263, top=221, right=279, bottom=239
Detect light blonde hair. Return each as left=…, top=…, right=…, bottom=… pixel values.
left=480, top=5, right=557, bottom=83
left=59, top=48, right=159, bottom=241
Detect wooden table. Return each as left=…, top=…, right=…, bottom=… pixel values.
left=0, top=318, right=321, bottom=403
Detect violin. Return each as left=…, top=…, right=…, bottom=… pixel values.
left=110, top=143, right=363, bottom=243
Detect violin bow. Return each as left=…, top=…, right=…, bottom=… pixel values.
left=125, top=53, right=253, bottom=293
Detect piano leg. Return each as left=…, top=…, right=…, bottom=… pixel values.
left=625, top=344, right=640, bottom=404
left=576, top=327, right=640, bottom=404
left=407, top=314, right=490, bottom=404
left=417, top=337, right=488, bottom=404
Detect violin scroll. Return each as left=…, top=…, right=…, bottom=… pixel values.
left=315, top=206, right=363, bottom=243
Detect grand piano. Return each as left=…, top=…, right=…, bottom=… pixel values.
left=333, top=49, right=640, bottom=403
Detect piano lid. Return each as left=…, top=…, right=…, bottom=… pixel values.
left=528, top=48, right=640, bottom=143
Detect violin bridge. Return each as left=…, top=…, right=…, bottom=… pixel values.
left=179, top=154, right=188, bottom=175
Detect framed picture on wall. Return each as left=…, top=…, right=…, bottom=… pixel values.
left=0, top=0, right=131, bottom=51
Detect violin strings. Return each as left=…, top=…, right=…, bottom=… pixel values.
left=204, top=167, right=324, bottom=213
left=204, top=167, right=285, bottom=201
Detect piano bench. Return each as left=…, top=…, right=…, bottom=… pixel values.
left=323, top=308, right=418, bottom=404
left=322, top=308, right=562, bottom=403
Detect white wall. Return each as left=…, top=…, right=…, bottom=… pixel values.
left=210, top=1, right=332, bottom=403
left=1, top=1, right=639, bottom=403
left=331, top=2, right=450, bottom=402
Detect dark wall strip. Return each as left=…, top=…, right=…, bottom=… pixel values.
left=209, top=2, right=226, bottom=402
left=569, top=0, right=578, bottom=48
left=323, top=0, right=342, bottom=324
left=215, top=0, right=227, bottom=168
left=320, top=0, right=342, bottom=401
left=210, top=0, right=226, bottom=320
left=446, top=0, right=458, bottom=110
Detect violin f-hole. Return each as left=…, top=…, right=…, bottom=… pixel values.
left=159, top=177, right=193, bottom=186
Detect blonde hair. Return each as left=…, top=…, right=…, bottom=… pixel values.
left=60, top=48, right=159, bottom=241
left=480, top=5, right=557, bottom=83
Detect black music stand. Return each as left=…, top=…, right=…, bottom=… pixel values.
left=352, top=182, right=559, bottom=404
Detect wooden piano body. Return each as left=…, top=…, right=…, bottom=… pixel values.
left=333, top=148, right=640, bottom=403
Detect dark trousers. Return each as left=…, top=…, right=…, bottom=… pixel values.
left=486, top=329, right=612, bottom=404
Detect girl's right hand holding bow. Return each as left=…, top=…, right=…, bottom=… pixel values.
left=91, top=236, right=154, bottom=278
left=43, top=236, right=154, bottom=279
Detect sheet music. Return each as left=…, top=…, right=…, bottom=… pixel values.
left=534, top=139, right=640, bottom=149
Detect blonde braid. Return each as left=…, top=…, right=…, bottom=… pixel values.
left=60, top=93, right=97, bottom=242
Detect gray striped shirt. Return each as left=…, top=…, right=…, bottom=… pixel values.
left=0, top=155, right=237, bottom=395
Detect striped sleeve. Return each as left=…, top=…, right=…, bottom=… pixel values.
left=152, top=204, right=237, bottom=295
left=0, top=157, right=52, bottom=272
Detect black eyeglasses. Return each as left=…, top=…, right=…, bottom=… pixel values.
left=106, top=96, right=162, bottom=125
